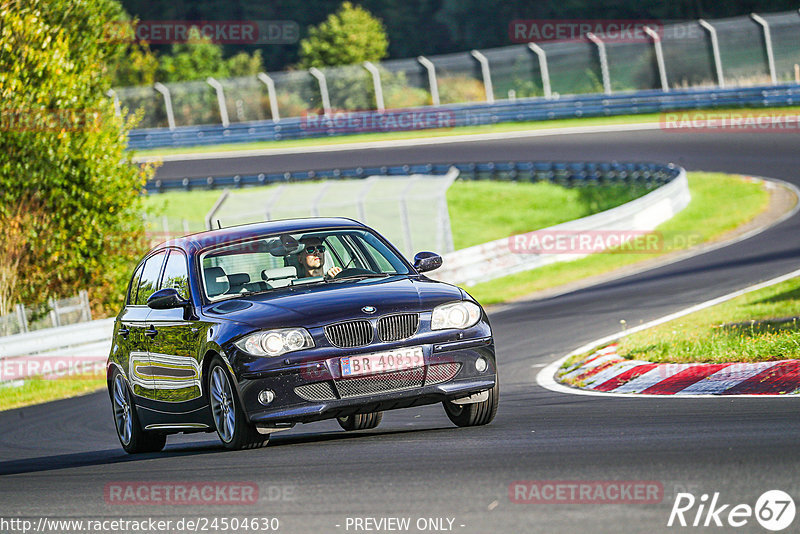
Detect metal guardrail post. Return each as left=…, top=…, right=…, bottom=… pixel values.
left=206, top=77, right=230, bottom=127
left=257, top=73, right=281, bottom=122
left=310, top=182, right=331, bottom=217
left=204, top=189, right=230, bottom=230
left=80, top=290, right=92, bottom=322
left=48, top=298, right=61, bottom=328
left=417, top=56, right=440, bottom=107
left=153, top=82, right=176, bottom=130
left=470, top=50, right=494, bottom=104
left=363, top=62, right=385, bottom=111
left=308, top=68, right=332, bottom=116
left=437, top=167, right=459, bottom=253
left=527, top=43, right=552, bottom=99
left=15, top=304, right=28, bottom=334
left=644, top=26, right=669, bottom=92
left=698, top=19, right=725, bottom=88
left=586, top=32, right=611, bottom=94
left=399, top=177, right=420, bottom=258
left=356, top=177, right=377, bottom=223
left=106, top=89, right=122, bottom=118
left=750, top=14, right=777, bottom=84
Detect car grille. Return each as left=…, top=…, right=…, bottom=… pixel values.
left=325, top=320, right=373, bottom=348
left=294, top=381, right=337, bottom=401
left=424, top=362, right=462, bottom=385
left=335, top=367, right=426, bottom=398
left=377, top=313, right=419, bottom=342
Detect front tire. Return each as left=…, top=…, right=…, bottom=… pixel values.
left=337, top=411, right=383, bottom=431
left=110, top=370, right=166, bottom=454
left=443, top=382, right=499, bottom=427
left=208, top=359, right=269, bottom=450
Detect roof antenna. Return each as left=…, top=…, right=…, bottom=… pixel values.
left=216, top=220, right=222, bottom=229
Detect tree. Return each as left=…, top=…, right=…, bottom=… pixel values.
left=0, top=0, right=156, bottom=317
left=297, top=2, right=389, bottom=69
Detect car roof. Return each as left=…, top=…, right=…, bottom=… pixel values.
left=152, top=217, right=367, bottom=255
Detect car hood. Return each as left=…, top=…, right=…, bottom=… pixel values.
left=207, top=276, right=464, bottom=329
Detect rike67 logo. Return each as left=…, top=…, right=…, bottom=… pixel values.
left=668, top=490, right=795, bottom=531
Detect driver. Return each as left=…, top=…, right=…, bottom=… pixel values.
left=298, top=236, right=342, bottom=279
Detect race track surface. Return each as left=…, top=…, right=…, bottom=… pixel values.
left=1, top=128, right=798, bottom=533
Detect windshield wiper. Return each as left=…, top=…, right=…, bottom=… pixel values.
left=329, top=272, right=392, bottom=282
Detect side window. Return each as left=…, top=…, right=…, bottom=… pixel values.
left=127, top=262, right=144, bottom=305
left=161, top=250, right=190, bottom=300
left=134, top=251, right=166, bottom=306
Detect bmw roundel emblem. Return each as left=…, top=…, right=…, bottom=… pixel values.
left=362, top=306, right=377, bottom=314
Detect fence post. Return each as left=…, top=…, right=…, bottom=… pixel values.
left=80, top=289, right=92, bottom=322
left=204, top=189, right=230, bottom=230
left=48, top=298, right=61, bottom=328
left=265, top=184, right=286, bottom=221
left=527, top=43, right=552, bottom=99
left=106, top=89, right=122, bottom=118
left=586, top=32, right=611, bottom=94
left=15, top=304, right=28, bottom=334
left=206, top=77, right=230, bottom=127
left=308, top=68, right=332, bottom=116
left=153, top=82, right=176, bottom=130
left=399, top=177, right=420, bottom=258
left=310, top=182, right=331, bottom=217
left=470, top=50, right=494, bottom=104
left=357, top=177, right=377, bottom=223
left=750, top=14, right=777, bottom=84
left=257, top=73, right=281, bottom=122
left=644, top=26, right=669, bottom=91
left=698, top=19, right=725, bottom=87
left=363, top=62, right=385, bottom=111
left=417, top=56, right=440, bottom=106
left=438, top=166, right=459, bottom=253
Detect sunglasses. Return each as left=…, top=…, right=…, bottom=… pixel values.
left=305, top=245, right=326, bottom=254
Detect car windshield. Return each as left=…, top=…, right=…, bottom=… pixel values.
left=200, top=229, right=410, bottom=301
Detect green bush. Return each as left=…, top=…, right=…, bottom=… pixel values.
left=0, top=0, right=156, bottom=317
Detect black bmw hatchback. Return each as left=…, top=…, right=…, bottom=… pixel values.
left=107, top=218, right=498, bottom=453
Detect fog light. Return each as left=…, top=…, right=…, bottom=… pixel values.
left=258, top=390, right=275, bottom=406
left=475, top=357, right=488, bottom=373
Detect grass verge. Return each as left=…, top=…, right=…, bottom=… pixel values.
left=466, top=173, right=771, bottom=305
left=0, top=374, right=106, bottom=412
left=616, top=276, right=800, bottom=363
left=132, top=105, right=800, bottom=158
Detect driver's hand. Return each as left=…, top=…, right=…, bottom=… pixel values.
left=326, top=266, right=343, bottom=278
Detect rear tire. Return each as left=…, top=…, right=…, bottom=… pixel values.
left=443, top=382, right=499, bottom=427
left=110, top=369, right=167, bottom=454
left=337, top=411, right=383, bottom=431
left=208, top=359, right=269, bottom=450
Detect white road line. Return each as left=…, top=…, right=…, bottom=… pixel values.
left=536, top=266, right=800, bottom=399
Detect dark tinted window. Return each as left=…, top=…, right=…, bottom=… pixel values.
left=161, top=250, right=190, bottom=300
left=127, top=262, right=144, bottom=305
left=134, top=251, right=166, bottom=306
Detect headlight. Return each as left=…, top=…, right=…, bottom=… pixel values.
left=431, top=301, right=481, bottom=330
left=234, top=328, right=314, bottom=357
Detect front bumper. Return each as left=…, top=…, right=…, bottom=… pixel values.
left=236, top=337, right=496, bottom=425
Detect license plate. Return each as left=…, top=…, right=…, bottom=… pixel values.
left=340, top=346, right=424, bottom=378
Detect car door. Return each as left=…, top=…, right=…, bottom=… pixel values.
left=145, top=249, right=204, bottom=406
left=125, top=250, right=167, bottom=400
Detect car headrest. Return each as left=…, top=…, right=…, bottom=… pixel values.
left=227, top=273, right=250, bottom=287
left=204, top=266, right=230, bottom=297
left=261, top=267, right=296, bottom=281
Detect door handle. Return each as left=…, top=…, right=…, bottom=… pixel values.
left=145, top=326, right=158, bottom=338
left=118, top=327, right=130, bottom=338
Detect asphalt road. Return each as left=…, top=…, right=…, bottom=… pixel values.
left=1, top=128, right=799, bottom=534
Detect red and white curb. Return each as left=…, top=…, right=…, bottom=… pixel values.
left=537, top=267, right=800, bottom=398
left=558, top=344, right=800, bottom=395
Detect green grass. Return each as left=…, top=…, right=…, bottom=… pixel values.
left=466, top=173, right=771, bottom=305
left=142, top=180, right=653, bottom=245
left=616, top=276, right=800, bottom=363
left=132, top=105, right=800, bottom=158
left=0, top=375, right=106, bottom=412
left=447, top=182, right=650, bottom=249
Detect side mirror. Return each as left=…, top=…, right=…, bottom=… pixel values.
left=413, top=251, right=442, bottom=273
left=147, top=288, right=190, bottom=310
